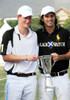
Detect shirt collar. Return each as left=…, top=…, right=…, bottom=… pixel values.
left=15, top=25, right=33, bottom=38
left=42, top=25, right=60, bottom=34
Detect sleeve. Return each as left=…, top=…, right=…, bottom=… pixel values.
left=0, top=31, right=11, bottom=55
left=66, top=30, right=70, bottom=49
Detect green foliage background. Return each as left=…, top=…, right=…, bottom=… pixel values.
left=7, top=15, right=42, bottom=31
left=0, top=15, right=70, bottom=32
left=63, top=16, right=70, bottom=31
left=7, top=20, right=18, bottom=28
left=0, top=18, right=4, bottom=28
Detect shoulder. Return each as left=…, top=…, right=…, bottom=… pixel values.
left=59, top=26, right=70, bottom=33
left=2, top=28, right=14, bottom=41
left=35, top=28, right=43, bottom=37
left=2, top=28, right=14, bottom=40
left=29, top=28, right=37, bottom=37
left=57, top=26, right=70, bottom=40
left=36, top=28, right=43, bottom=33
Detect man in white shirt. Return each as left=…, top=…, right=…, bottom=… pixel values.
left=1, top=5, right=39, bottom=100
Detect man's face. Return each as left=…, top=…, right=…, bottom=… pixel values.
left=18, top=15, right=32, bottom=28
left=42, top=12, right=56, bottom=27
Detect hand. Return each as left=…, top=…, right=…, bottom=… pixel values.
left=51, top=53, right=60, bottom=62
left=26, top=55, right=39, bottom=61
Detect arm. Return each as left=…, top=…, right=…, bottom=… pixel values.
left=2, top=54, right=39, bottom=62
left=51, top=49, right=70, bottom=62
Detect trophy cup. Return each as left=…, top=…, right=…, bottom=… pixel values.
left=39, top=55, right=55, bottom=91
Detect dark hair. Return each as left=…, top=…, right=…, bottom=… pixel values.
left=40, top=14, right=58, bottom=27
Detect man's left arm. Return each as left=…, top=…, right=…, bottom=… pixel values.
left=51, top=49, right=70, bottom=62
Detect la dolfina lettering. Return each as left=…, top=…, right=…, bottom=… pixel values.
left=39, top=42, right=65, bottom=47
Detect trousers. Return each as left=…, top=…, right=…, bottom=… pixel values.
left=5, top=75, right=37, bottom=100
left=38, top=73, right=70, bottom=100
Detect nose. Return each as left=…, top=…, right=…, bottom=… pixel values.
left=48, top=16, right=52, bottom=20
left=26, top=19, right=30, bottom=23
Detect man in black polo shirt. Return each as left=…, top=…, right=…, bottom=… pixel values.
left=36, top=6, right=70, bottom=100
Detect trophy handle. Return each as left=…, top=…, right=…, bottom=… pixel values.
left=51, top=55, right=56, bottom=68
left=39, top=55, right=56, bottom=72
left=51, top=62, right=55, bottom=68
left=38, top=57, right=43, bottom=69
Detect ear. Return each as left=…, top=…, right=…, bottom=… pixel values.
left=17, top=15, right=21, bottom=19
left=17, top=15, right=19, bottom=19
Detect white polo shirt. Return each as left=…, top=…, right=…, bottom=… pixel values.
left=4, top=26, right=39, bottom=73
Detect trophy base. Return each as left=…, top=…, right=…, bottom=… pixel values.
left=45, top=74, right=53, bottom=92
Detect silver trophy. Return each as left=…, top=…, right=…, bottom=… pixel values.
left=39, top=55, right=55, bottom=91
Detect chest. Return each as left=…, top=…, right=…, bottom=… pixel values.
left=38, top=32, right=66, bottom=43
left=38, top=32, right=67, bottom=55
left=12, top=33, right=37, bottom=54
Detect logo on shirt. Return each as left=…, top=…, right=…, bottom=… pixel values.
left=56, top=34, right=60, bottom=42
left=39, top=41, right=65, bottom=49
left=0, top=44, right=4, bottom=52
left=48, top=42, right=53, bottom=48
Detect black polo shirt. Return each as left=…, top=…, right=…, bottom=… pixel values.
left=36, top=26, right=70, bottom=72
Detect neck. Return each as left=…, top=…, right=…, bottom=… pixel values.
left=18, top=25, right=29, bottom=37
left=45, top=25, right=55, bottom=34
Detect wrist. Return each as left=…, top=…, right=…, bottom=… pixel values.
left=58, top=55, right=63, bottom=60
left=25, top=55, right=28, bottom=61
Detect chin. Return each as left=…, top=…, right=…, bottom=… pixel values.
left=48, top=23, right=54, bottom=27
left=25, top=25, right=29, bottom=28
